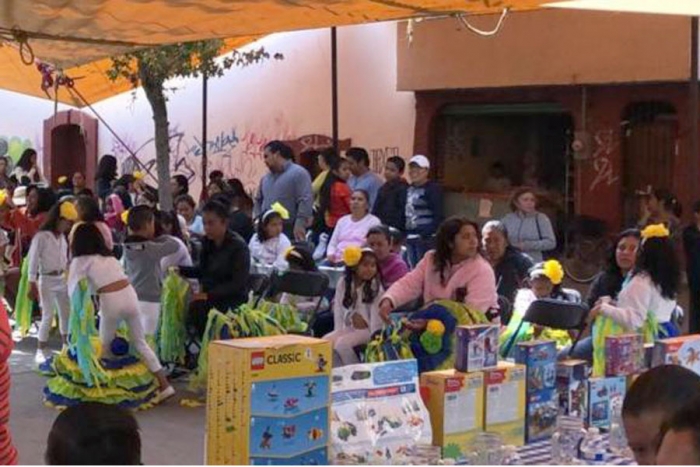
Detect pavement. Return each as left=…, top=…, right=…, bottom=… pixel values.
left=8, top=334, right=206, bottom=465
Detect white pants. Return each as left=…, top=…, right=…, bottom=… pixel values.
left=324, top=327, right=371, bottom=366
left=138, top=301, right=161, bottom=337
left=99, top=287, right=162, bottom=373
left=37, top=275, right=71, bottom=343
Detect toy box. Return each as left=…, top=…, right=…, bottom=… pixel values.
left=605, top=334, right=644, bottom=376
left=455, top=324, right=499, bottom=373
left=525, top=389, right=559, bottom=443
left=330, top=360, right=432, bottom=465
left=483, top=362, right=526, bottom=446
left=513, top=340, right=557, bottom=394
left=652, top=335, right=700, bottom=375
left=643, top=343, right=654, bottom=369
left=205, top=335, right=332, bottom=465
left=420, top=370, right=484, bottom=461
left=587, top=376, right=626, bottom=429
left=556, top=359, right=589, bottom=420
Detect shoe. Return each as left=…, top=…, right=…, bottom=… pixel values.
left=313, top=233, right=329, bottom=261
left=34, top=349, right=49, bottom=365
left=38, top=357, right=56, bottom=376
left=157, top=385, right=176, bottom=403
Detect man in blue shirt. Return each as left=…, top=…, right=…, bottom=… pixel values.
left=405, top=155, right=443, bottom=268
left=346, top=147, right=384, bottom=210
left=254, top=141, right=313, bottom=241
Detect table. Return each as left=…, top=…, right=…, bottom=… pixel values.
left=517, top=436, right=635, bottom=465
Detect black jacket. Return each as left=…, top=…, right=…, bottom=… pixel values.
left=180, top=231, right=250, bottom=311
left=684, top=225, right=700, bottom=289
left=586, top=270, right=625, bottom=309
left=372, top=179, right=408, bottom=231
left=494, top=247, right=533, bottom=304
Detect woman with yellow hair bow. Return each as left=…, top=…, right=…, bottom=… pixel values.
left=26, top=200, right=78, bottom=364
left=575, top=224, right=681, bottom=373
left=499, top=259, right=580, bottom=357
left=323, top=246, right=384, bottom=366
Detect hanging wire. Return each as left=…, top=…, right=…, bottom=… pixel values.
left=456, top=8, right=509, bottom=37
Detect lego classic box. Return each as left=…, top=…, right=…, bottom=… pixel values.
left=421, top=370, right=484, bottom=461
left=483, top=362, right=526, bottom=447
left=205, top=335, right=332, bottom=465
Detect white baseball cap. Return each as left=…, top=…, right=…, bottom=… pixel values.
left=409, top=154, right=430, bottom=169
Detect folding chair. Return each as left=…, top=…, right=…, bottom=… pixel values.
left=501, top=298, right=590, bottom=358
left=248, top=273, right=270, bottom=303
left=261, top=270, right=330, bottom=336
left=498, top=295, right=513, bottom=326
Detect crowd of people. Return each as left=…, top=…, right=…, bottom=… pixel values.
left=0, top=142, right=698, bottom=464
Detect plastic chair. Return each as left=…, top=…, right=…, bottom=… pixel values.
left=501, top=298, right=590, bottom=357
left=260, top=270, right=330, bottom=336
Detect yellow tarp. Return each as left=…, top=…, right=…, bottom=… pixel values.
left=0, top=0, right=551, bottom=106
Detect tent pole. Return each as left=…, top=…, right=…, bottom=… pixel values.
left=331, top=27, right=339, bottom=155
left=202, top=72, right=208, bottom=201
left=691, top=17, right=699, bottom=203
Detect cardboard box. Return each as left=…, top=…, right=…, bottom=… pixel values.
left=421, top=370, right=484, bottom=461
left=514, top=340, right=557, bottom=394
left=455, top=325, right=499, bottom=373
left=525, top=389, right=559, bottom=443
left=556, top=359, right=589, bottom=420
left=483, top=362, right=526, bottom=446
left=643, top=343, right=654, bottom=370
left=652, top=335, right=700, bottom=375
left=605, top=334, right=644, bottom=376
left=205, top=335, right=332, bottom=465
left=587, top=376, right=626, bottom=429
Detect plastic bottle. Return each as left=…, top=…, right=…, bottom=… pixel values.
left=501, top=445, right=522, bottom=465
left=579, top=427, right=608, bottom=465
left=551, top=416, right=587, bottom=464
left=609, top=397, right=633, bottom=458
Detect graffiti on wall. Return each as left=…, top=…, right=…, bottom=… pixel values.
left=369, top=146, right=400, bottom=172
left=0, top=135, right=34, bottom=163
left=589, top=129, right=620, bottom=192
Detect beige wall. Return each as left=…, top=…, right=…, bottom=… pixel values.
left=398, top=9, right=691, bottom=91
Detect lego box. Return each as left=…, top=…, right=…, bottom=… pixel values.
left=205, top=335, right=332, bottom=465
left=513, top=340, right=557, bottom=394
left=421, top=370, right=484, bottom=461
left=605, top=334, right=644, bottom=376
left=652, top=335, right=700, bottom=375
left=556, top=359, right=589, bottom=420
left=525, top=389, right=559, bottom=443
left=455, top=325, right=499, bottom=373
left=483, top=362, right=526, bottom=447
left=587, top=376, right=626, bottom=430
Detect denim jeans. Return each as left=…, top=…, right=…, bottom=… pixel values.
left=559, top=336, right=593, bottom=362
left=406, top=236, right=435, bottom=269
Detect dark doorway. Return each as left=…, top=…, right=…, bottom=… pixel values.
left=50, top=124, right=87, bottom=186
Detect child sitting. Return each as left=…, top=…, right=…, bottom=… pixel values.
left=324, top=246, right=384, bottom=366
left=366, top=225, right=409, bottom=289
left=249, top=207, right=292, bottom=270
left=122, top=206, right=179, bottom=338
left=500, top=260, right=579, bottom=357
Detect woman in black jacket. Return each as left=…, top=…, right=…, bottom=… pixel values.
left=586, top=229, right=641, bottom=308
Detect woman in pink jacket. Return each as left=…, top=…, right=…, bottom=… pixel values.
left=379, top=217, right=499, bottom=323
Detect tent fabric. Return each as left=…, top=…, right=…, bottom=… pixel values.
left=0, top=0, right=550, bottom=106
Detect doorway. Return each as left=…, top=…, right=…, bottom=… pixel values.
left=50, top=125, right=86, bottom=186
left=43, top=110, right=98, bottom=188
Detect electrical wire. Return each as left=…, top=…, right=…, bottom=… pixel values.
left=456, top=8, right=509, bottom=37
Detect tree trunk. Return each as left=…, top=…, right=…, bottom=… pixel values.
left=139, top=61, right=173, bottom=210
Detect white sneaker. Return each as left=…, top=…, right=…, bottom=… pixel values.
left=157, top=385, right=176, bottom=403
left=34, top=349, right=49, bottom=365
left=313, top=233, right=329, bottom=261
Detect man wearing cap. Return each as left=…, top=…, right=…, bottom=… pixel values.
left=405, top=155, right=443, bottom=268
left=346, top=147, right=383, bottom=210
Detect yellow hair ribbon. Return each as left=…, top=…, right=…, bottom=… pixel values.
left=641, top=223, right=670, bottom=241
left=59, top=202, right=78, bottom=221
left=121, top=209, right=130, bottom=225
left=133, top=171, right=145, bottom=181
left=58, top=176, right=68, bottom=184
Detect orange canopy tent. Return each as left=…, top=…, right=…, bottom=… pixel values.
left=0, top=0, right=552, bottom=106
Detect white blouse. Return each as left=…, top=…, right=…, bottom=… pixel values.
left=68, top=255, right=128, bottom=296
left=27, top=231, right=68, bottom=281
left=600, top=273, right=676, bottom=330
left=248, top=233, right=291, bottom=270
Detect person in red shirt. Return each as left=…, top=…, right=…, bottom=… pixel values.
left=0, top=300, right=17, bottom=465
left=319, top=158, right=352, bottom=233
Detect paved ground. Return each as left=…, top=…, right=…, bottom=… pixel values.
left=8, top=335, right=206, bottom=465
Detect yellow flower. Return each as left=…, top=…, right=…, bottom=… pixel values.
left=543, top=259, right=564, bottom=285
left=641, top=223, right=670, bottom=241
left=426, top=319, right=445, bottom=336
left=59, top=201, right=78, bottom=221
left=121, top=209, right=130, bottom=225
left=343, top=245, right=363, bottom=267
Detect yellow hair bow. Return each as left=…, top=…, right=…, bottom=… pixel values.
left=59, top=202, right=78, bottom=222
left=0, top=191, right=8, bottom=207
left=263, top=202, right=290, bottom=221
left=542, top=259, right=565, bottom=285
left=121, top=209, right=130, bottom=225
left=133, top=171, right=145, bottom=181
left=641, top=223, right=670, bottom=241
left=58, top=176, right=68, bottom=184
